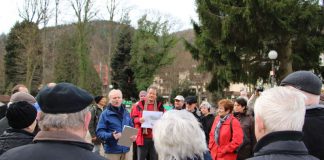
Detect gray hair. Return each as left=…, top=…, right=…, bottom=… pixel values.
left=108, top=89, right=123, bottom=103
left=200, top=101, right=211, bottom=109
left=38, top=107, right=88, bottom=131
left=153, top=110, right=207, bottom=160
left=254, top=86, right=306, bottom=133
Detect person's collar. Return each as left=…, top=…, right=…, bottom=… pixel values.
left=34, top=130, right=94, bottom=151
left=5, top=127, right=35, bottom=136
left=306, top=104, right=324, bottom=110
left=34, top=130, right=87, bottom=143
left=254, top=131, right=303, bottom=153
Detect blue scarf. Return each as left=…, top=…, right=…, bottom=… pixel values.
left=214, top=114, right=230, bottom=145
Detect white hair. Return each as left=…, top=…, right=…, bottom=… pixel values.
left=153, top=110, right=207, bottom=160
left=254, top=86, right=306, bottom=133
left=108, top=89, right=122, bottom=103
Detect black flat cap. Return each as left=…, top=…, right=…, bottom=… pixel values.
left=37, top=83, right=93, bottom=114
left=280, top=71, right=322, bottom=95
left=185, top=96, right=197, bottom=104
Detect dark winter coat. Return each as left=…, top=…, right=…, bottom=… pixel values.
left=96, top=104, right=133, bottom=154
left=191, top=108, right=202, bottom=122
left=0, top=130, right=106, bottom=160
left=0, top=105, right=7, bottom=119
left=88, top=104, right=105, bottom=144
left=0, top=118, right=9, bottom=135
left=0, top=128, right=34, bottom=155
left=303, top=105, right=324, bottom=160
left=201, top=114, right=215, bottom=145
left=247, top=131, right=318, bottom=160
left=234, top=112, right=256, bottom=160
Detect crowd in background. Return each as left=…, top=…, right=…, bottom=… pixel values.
left=0, top=70, right=323, bottom=160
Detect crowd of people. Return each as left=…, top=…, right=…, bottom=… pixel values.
left=0, top=70, right=323, bottom=160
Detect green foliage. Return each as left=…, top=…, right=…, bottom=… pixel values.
left=130, top=15, right=178, bottom=91
left=111, top=25, right=138, bottom=99
left=54, top=32, right=79, bottom=84
left=186, top=0, right=324, bottom=96
left=5, top=20, right=43, bottom=92
left=54, top=25, right=101, bottom=95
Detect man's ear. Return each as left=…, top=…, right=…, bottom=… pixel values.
left=255, top=115, right=265, bottom=141
left=84, top=111, right=91, bottom=130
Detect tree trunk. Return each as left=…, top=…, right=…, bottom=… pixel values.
left=278, top=38, right=293, bottom=81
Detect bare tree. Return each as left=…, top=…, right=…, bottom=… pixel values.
left=104, top=0, right=133, bottom=94
left=18, top=0, right=51, bottom=25
left=107, top=0, right=119, bottom=21
left=70, top=0, right=99, bottom=90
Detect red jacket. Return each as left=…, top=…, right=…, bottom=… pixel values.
left=209, top=114, right=243, bottom=160
left=130, top=100, right=163, bottom=146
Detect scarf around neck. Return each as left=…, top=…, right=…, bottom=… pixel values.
left=214, top=114, right=230, bottom=145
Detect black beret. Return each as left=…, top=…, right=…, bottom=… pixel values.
left=37, top=83, right=93, bottom=114
left=185, top=96, right=197, bottom=104
left=94, top=96, right=104, bottom=104
left=280, top=71, right=322, bottom=95
left=6, top=101, right=37, bottom=129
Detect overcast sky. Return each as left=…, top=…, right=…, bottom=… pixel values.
left=0, top=0, right=198, bottom=34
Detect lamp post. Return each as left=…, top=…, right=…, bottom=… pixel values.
left=268, top=50, right=278, bottom=87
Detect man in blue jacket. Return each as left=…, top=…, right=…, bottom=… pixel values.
left=97, top=89, right=135, bottom=160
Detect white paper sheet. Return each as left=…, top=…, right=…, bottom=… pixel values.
left=141, top=111, right=163, bottom=128
left=117, top=125, right=138, bottom=147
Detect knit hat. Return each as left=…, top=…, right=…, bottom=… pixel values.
left=6, top=101, right=37, bottom=129
left=37, top=83, right=93, bottom=114
left=10, top=92, right=36, bottom=105
left=94, top=96, right=104, bottom=104
left=280, top=71, right=322, bottom=95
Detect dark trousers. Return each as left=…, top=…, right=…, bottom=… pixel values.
left=133, top=142, right=137, bottom=160
left=137, top=138, right=158, bottom=160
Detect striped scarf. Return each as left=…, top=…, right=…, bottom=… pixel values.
left=142, top=100, right=158, bottom=134
left=214, top=114, right=230, bottom=145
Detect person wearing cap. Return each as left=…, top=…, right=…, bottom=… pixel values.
left=233, top=98, right=255, bottom=160
left=0, top=101, right=37, bottom=155
left=200, top=101, right=215, bottom=145
left=132, top=86, right=164, bottom=160
left=174, top=95, right=185, bottom=110
left=0, top=85, right=29, bottom=121
left=11, top=84, right=29, bottom=95
left=247, top=87, right=318, bottom=160
left=96, top=89, right=135, bottom=160
left=185, top=96, right=201, bottom=121
left=0, top=92, right=37, bottom=134
left=280, top=70, right=324, bottom=160
left=89, top=95, right=107, bottom=155
left=0, top=82, right=106, bottom=160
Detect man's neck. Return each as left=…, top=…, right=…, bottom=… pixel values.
left=148, top=100, right=155, bottom=104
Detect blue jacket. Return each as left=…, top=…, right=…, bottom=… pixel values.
left=96, top=104, right=133, bottom=154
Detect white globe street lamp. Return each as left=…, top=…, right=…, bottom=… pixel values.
left=268, top=50, right=278, bottom=87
